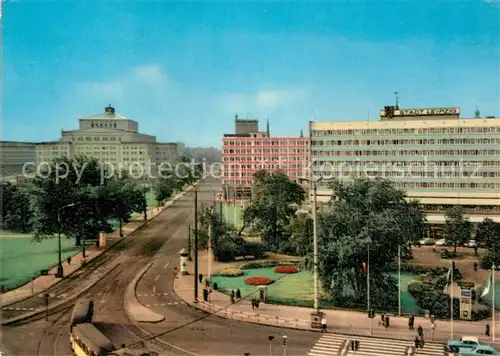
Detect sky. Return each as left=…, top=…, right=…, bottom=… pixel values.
left=2, top=0, right=499, bottom=147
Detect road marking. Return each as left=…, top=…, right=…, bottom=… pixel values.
left=155, top=274, right=160, bottom=281
left=164, top=262, right=170, bottom=269
left=173, top=302, right=178, bottom=305
left=163, top=293, right=168, bottom=296
left=146, top=304, right=151, bottom=307
left=153, top=286, right=156, bottom=295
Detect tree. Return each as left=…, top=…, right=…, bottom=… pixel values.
left=444, top=206, right=472, bottom=253
left=476, top=218, right=500, bottom=266
left=241, top=170, right=305, bottom=252
left=196, top=207, right=245, bottom=262
left=31, top=156, right=115, bottom=245
left=288, top=212, right=313, bottom=257
left=318, top=178, right=426, bottom=310
left=154, top=177, right=175, bottom=205
left=1, top=182, right=34, bottom=232
left=175, top=156, right=203, bottom=190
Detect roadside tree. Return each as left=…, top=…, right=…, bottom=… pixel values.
left=444, top=205, right=472, bottom=253
left=476, top=218, right=500, bottom=267
left=318, top=178, right=426, bottom=310
left=1, top=182, right=34, bottom=233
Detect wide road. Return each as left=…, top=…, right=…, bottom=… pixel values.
left=0, top=178, right=321, bottom=356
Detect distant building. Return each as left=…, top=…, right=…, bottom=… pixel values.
left=36, top=105, right=178, bottom=177
left=222, top=116, right=309, bottom=200
left=310, top=105, right=500, bottom=232
left=0, top=141, right=37, bottom=175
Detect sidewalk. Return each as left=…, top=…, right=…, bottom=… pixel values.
left=174, top=251, right=500, bottom=345
left=1, top=187, right=193, bottom=307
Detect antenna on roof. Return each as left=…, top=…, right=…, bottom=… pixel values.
left=394, top=91, right=399, bottom=109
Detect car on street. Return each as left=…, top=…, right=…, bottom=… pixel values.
left=458, top=344, right=500, bottom=355
left=446, top=336, right=480, bottom=353
left=435, top=238, right=447, bottom=247
left=464, top=240, right=478, bottom=248
left=419, top=237, right=435, bottom=245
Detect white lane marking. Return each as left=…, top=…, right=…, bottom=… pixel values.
left=164, top=262, right=170, bottom=269
left=163, top=293, right=168, bottom=296
left=155, top=274, right=160, bottom=281
left=146, top=304, right=151, bottom=307
left=153, top=286, right=156, bottom=295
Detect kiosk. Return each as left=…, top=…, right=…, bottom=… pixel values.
left=458, top=281, right=474, bottom=320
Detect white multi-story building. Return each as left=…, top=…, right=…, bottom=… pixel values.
left=36, top=105, right=178, bottom=176
left=0, top=141, right=37, bottom=176
left=310, top=105, right=500, bottom=231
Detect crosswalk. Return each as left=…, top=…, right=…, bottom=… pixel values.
left=307, top=333, right=445, bottom=356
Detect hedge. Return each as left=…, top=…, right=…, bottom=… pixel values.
left=240, top=260, right=301, bottom=270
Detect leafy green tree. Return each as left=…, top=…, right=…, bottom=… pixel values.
left=31, top=156, right=114, bottom=245
left=1, top=182, right=34, bottom=232
left=444, top=206, right=472, bottom=253
left=241, top=170, right=305, bottom=252
left=318, top=178, right=426, bottom=310
left=175, top=156, right=203, bottom=189
left=154, top=177, right=175, bottom=205
left=477, top=218, right=500, bottom=266
left=288, top=212, right=313, bottom=257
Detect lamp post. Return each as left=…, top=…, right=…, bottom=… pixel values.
left=268, top=336, right=274, bottom=356
left=299, top=176, right=328, bottom=312
left=193, top=185, right=199, bottom=302
left=56, top=203, right=76, bottom=278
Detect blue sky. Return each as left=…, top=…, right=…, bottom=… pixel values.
left=2, top=1, right=499, bottom=147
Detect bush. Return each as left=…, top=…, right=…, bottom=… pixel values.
left=241, top=261, right=300, bottom=270
left=219, top=268, right=244, bottom=277
left=274, top=266, right=299, bottom=274
left=480, top=254, right=494, bottom=270
left=244, top=276, right=274, bottom=285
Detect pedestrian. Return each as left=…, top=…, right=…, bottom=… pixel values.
left=409, top=315, right=415, bottom=330
left=67, top=256, right=71, bottom=265
left=321, top=315, right=327, bottom=333
left=417, top=325, right=423, bottom=338
left=236, top=288, right=241, bottom=300
left=486, top=324, right=490, bottom=337
left=419, top=337, right=425, bottom=348
left=199, top=273, right=203, bottom=284
left=251, top=299, right=255, bottom=310
left=379, top=313, right=385, bottom=326
left=414, top=336, right=420, bottom=349
left=384, top=315, right=389, bottom=328
left=230, top=293, right=235, bottom=304
left=474, top=262, right=478, bottom=272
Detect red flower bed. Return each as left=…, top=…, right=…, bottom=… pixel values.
left=244, top=277, right=274, bottom=285
left=274, top=266, right=299, bottom=274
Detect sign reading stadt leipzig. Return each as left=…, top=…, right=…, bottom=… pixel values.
left=395, top=107, right=460, bottom=116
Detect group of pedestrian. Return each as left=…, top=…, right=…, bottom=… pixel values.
left=414, top=325, right=425, bottom=349
left=378, top=313, right=390, bottom=328
left=230, top=289, right=241, bottom=304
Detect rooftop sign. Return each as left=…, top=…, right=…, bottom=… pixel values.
left=381, top=107, right=460, bottom=118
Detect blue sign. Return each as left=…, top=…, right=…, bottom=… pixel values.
left=461, top=290, right=471, bottom=297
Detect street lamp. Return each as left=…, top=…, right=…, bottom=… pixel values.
left=56, top=203, right=76, bottom=278
left=181, top=181, right=199, bottom=302
left=268, top=336, right=274, bottom=356
left=298, top=176, right=330, bottom=313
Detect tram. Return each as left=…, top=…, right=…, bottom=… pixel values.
left=70, top=323, right=115, bottom=356
left=70, top=298, right=94, bottom=332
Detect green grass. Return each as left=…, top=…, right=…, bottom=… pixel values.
left=214, top=202, right=245, bottom=228
left=0, top=236, right=80, bottom=289
left=212, top=268, right=422, bottom=314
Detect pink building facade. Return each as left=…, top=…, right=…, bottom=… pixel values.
left=221, top=134, right=309, bottom=200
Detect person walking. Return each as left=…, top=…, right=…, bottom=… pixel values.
left=417, top=325, right=423, bottom=338
left=486, top=324, right=491, bottom=337
left=321, top=315, right=327, bottom=333
left=474, top=262, right=478, bottom=272
left=379, top=313, right=385, bottom=326
left=67, top=256, right=71, bottom=265
left=198, top=273, right=203, bottom=284
left=414, top=336, right=420, bottom=349
left=236, top=288, right=241, bottom=300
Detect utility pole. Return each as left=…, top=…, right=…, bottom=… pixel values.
left=194, top=187, right=199, bottom=302
left=188, top=225, right=192, bottom=261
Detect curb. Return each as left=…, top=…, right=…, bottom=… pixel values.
left=1, top=263, right=121, bottom=325
left=1, top=185, right=197, bottom=308
left=124, top=262, right=164, bottom=323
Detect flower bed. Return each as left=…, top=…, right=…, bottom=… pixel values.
left=219, top=268, right=244, bottom=277
left=244, top=276, right=274, bottom=285
left=274, top=266, right=299, bottom=274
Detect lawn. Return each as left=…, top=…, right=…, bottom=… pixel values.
left=214, top=202, right=245, bottom=228
left=211, top=267, right=421, bottom=314
left=0, top=236, right=80, bottom=289
left=0, top=190, right=159, bottom=290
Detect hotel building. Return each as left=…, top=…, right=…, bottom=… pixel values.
left=310, top=106, right=500, bottom=231
left=222, top=116, right=309, bottom=200
left=36, top=105, right=178, bottom=176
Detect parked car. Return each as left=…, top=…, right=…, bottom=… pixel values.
left=459, top=345, right=500, bottom=355
left=435, top=238, right=447, bottom=247
left=446, top=336, right=480, bottom=353
left=464, top=240, right=478, bottom=248
left=419, top=237, right=435, bottom=246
